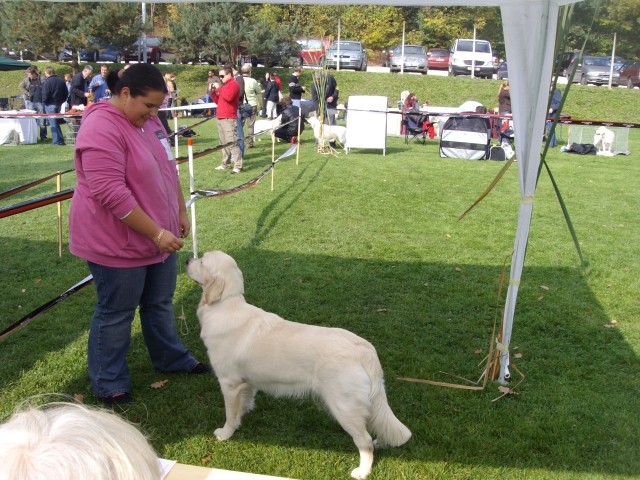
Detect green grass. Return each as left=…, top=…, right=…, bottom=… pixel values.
left=1, top=69, right=639, bottom=480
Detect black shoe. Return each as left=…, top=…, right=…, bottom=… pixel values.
left=189, top=362, right=212, bottom=374
left=98, top=392, right=132, bottom=405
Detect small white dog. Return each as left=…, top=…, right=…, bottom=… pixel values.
left=252, top=116, right=281, bottom=142
left=186, top=251, right=411, bottom=479
left=307, top=115, right=348, bottom=153
left=593, top=126, right=615, bottom=154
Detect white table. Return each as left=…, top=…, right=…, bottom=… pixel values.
left=0, top=110, right=38, bottom=145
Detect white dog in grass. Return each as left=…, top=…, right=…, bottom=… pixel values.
left=593, top=126, right=615, bottom=155
left=252, top=116, right=281, bottom=142
left=186, top=251, right=411, bottom=480
left=307, top=115, right=348, bottom=152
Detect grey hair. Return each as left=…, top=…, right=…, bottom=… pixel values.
left=0, top=402, right=160, bottom=480
left=240, top=63, right=252, bottom=74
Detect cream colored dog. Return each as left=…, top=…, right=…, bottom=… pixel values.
left=593, top=126, right=615, bottom=154
left=306, top=114, right=348, bottom=152
left=186, top=251, right=411, bottom=479
left=252, top=116, right=281, bottom=142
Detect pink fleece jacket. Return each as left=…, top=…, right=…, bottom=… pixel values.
left=69, top=101, right=180, bottom=267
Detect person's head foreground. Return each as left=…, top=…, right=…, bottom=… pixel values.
left=0, top=402, right=160, bottom=480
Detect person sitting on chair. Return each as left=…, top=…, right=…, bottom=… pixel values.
left=274, top=96, right=304, bottom=144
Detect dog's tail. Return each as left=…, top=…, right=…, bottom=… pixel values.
left=364, top=349, right=412, bottom=447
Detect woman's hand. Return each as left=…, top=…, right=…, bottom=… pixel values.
left=157, top=229, right=184, bottom=253
left=178, top=210, right=190, bottom=238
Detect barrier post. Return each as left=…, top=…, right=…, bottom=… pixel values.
left=296, top=106, right=301, bottom=165
left=187, top=138, right=198, bottom=258
left=56, top=171, right=62, bottom=257
left=271, top=132, right=276, bottom=191
left=173, top=112, right=179, bottom=159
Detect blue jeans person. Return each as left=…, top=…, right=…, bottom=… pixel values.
left=32, top=101, right=47, bottom=140
left=45, top=104, right=63, bottom=145
left=87, top=254, right=198, bottom=398
left=236, top=109, right=245, bottom=158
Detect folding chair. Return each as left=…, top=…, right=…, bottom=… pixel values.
left=403, top=111, right=434, bottom=145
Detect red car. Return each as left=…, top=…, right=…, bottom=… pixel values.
left=427, top=48, right=450, bottom=69
left=297, top=37, right=331, bottom=66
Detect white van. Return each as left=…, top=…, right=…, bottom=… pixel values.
left=448, top=39, right=494, bottom=78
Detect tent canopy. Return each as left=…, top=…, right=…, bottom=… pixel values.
left=26, top=0, right=584, bottom=383
left=0, top=55, right=32, bottom=72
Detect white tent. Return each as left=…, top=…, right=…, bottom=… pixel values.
left=37, top=0, right=583, bottom=383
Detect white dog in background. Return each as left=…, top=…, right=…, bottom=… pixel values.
left=252, top=116, right=281, bottom=142
left=186, top=251, right=411, bottom=480
left=306, top=114, right=348, bottom=153
left=593, top=126, right=615, bottom=155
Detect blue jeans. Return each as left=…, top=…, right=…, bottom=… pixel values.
left=236, top=109, right=245, bottom=158
left=87, top=254, right=197, bottom=397
left=45, top=104, right=63, bottom=145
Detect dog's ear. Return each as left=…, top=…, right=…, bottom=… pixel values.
left=203, top=275, right=225, bottom=304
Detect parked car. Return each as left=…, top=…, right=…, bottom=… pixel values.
left=568, top=55, right=620, bottom=86
left=559, top=51, right=582, bottom=77
left=325, top=40, right=367, bottom=71
left=124, top=36, right=162, bottom=64
left=618, top=60, right=640, bottom=89
left=426, top=48, right=450, bottom=69
left=1, top=47, right=35, bottom=61
left=388, top=44, right=427, bottom=74
left=59, top=42, right=123, bottom=63
left=249, top=42, right=302, bottom=68
left=448, top=38, right=494, bottom=78
left=496, top=61, right=508, bottom=80
left=297, top=37, right=330, bottom=66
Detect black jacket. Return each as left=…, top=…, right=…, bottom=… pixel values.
left=311, top=74, right=338, bottom=108
left=288, top=74, right=304, bottom=100
left=42, top=75, right=69, bottom=106
left=69, top=72, right=89, bottom=106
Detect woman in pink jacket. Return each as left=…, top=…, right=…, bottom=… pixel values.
left=69, top=64, right=208, bottom=405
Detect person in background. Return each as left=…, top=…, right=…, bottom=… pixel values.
left=159, top=72, right=176, bottom=135
left=210, top=65, right=242, bottom=173
left=274, top=96, right=304, bottom=144
left=18, top=66, right=47, bottom=141
left=69, top=63, right=209, bottom=405
left=227, top=63, right=245, bottom=159
left=288, top=66, right=306, bottom=109
left=403, top=92, right=419, bottom=112
left=64, top=72, right=73, bottom=95
left=241, top=63, right=261, bottom=149
left=89, top=64, right=110, bottom=103
left=167, top=72, right=178, bottom=109
left=205, top=69, right=220, bottom=117
left=263, top=72, right=279, bottom=120
left=42, top=66, right=69, bottom=146
left=497, top=80, right=511, bottom=114
left=547, top=85, right=562, bottom=147
left=0, top=402, right=160, bottom=480
left=69, top=65, right=93, bottom=107
left=311, top=71, right=338, bottom=125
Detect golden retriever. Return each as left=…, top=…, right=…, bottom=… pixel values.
left=186, top=251, right=411, bottom=479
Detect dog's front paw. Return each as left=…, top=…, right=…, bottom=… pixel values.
left=350, top=466, right=371, bottom=479
left=214, top=427, right=235, bottom=440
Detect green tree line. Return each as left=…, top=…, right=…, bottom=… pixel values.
left=1, top=1, right=636, bottom=64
